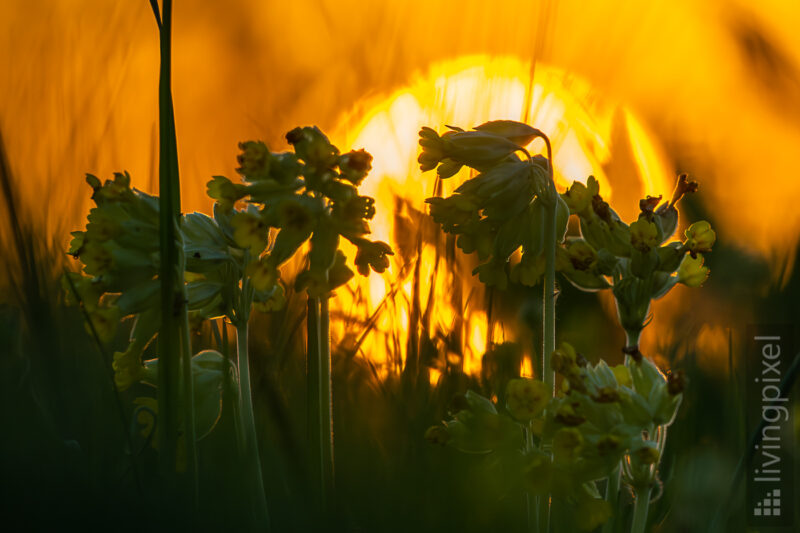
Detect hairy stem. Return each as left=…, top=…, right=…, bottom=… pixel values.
left=543, top=194, right=557, bottom=394
left=538, top=132, right=557, bottom=533
left=601, top=466, right=621, bottom=533
left=307, top=297, right=334, bottom=516
left=631, top=485, right=651, bottom=533
left=236, top=320, right=271, bottom=529
left=179, top=251, right=199, bottom=506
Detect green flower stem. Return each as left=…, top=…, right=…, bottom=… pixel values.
left=602, top=466, right=621, bottom=533
left=543, top=193, right=557, bottom=394
left=539, top=132, right=557, bottom=532
left=631, top=485, right=651, bottom=533
left=179, top=251, right=199, bottom=506
left=624, top=330, right=641, bottom=365
left=537, top=496, right=550, bottom=533
left=320, top=297, right=335, bottom=504
left=307, top=296, right=334, bottom=516
left=236, top=317, right=271, bottom=529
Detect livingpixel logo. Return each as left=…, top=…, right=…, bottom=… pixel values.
left=747, top=327, right=794, bottom=528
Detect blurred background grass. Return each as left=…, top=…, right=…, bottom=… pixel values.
left=1, top=1, right=799, bottom=531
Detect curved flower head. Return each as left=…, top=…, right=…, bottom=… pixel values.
left=418, top=127, right=447, bottom=172
left=473, top=120, right=543, bottom=146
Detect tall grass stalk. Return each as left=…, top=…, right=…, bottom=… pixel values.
left=150, top=0, right=198, bottom=499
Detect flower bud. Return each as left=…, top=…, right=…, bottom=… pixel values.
left=575, top=498, right=612, bottom=532
left=684, top=220, right=715, bottom=255
left=668, top=173, right=698, bottom=207
left=597, top=434, right=622, bottom=455
left=444, top=130, right=524, bottom=170
left=677, top=253, right=709, bottom=287
left=635, top=442, right=661, bottom=465
left=667, top=369, right=687, bottom=395
left=629, top=218, right=659, bottom=252
left=510, top=252, right=546, bottom=287
left=236, top=141, right=271, bottom=181
left=554, top=402, right=585, bottom=426
left=436, top=158, right=464, bottom=178
left=207, top=175, right=246, bottom=211
left=473, top=120, right=543, bottom=147
left=424, top=425, right=450, bottom=445
left=553, top=427, right=584, bottom=463
left=612, top=364, right=633, bottom=388
left=562, top=177, right=600, bottom=216
left=80, top=241, right=113, bottom=276
left=472, top=260, right=509, bottom=290
left=253, top=283, right=286, bottom=313
left=112, top=343, right=145, bottom=391
left=338, top=149, right=373, bottom=185
left=285, top=126, right=339, bottom=168
left=246, top=258, right=280, bottom=292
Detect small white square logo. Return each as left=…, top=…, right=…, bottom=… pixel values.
left=753, top=489, right=781, bottom=517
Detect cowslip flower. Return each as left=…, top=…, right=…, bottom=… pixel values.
left=246, top=258, right=279, bottom=292
left=231, top=211, right=268, bottom=256
left=353, top=239, right=393, bottom=275
left=505, top=378, right=549, bottom=421
left=236, top=141, right=271, bottom=181
left=206, top=175, right=246, bottom=211
left=629, top=218, right=659, bottom=252
left=112, top=344, right=146, bottom=391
